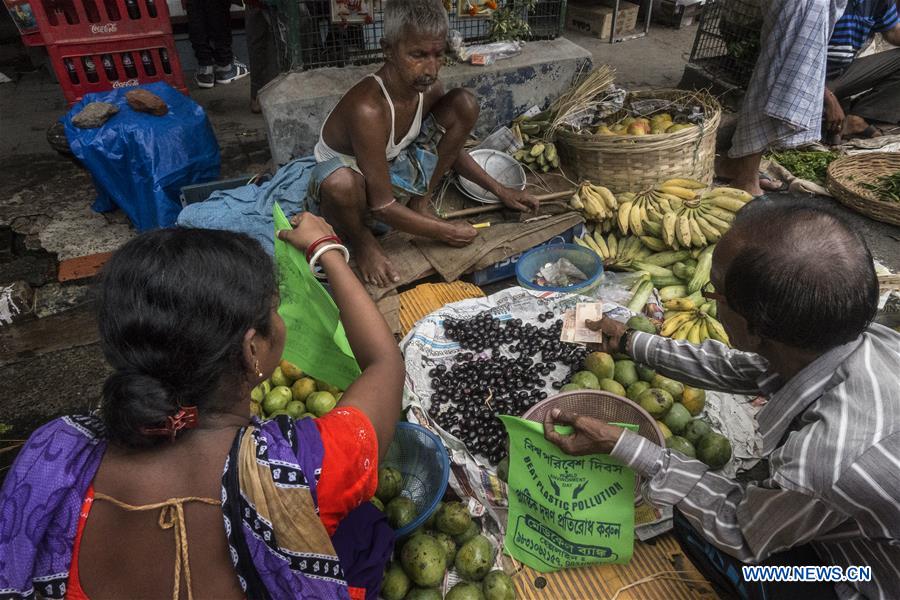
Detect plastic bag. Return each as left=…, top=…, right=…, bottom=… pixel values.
left=62, top=82, right=220, bottom=232
left=273, top=203, right=360, bottom=390
left=500, top=416, right=637, bottom=571
left=459, top=41, right=523, bottom=65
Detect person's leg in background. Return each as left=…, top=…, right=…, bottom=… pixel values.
left=672, top=509, right=841, bottom=600
left=186, top=0, right=216, bottom=88
left=246, top=1, right=278, bottom=113
left=829, top=48, right=900, bottom=136
left=209, top=0, right=249, bottom=85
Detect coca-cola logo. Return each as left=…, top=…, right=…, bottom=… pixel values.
left=112, top=78, right=139, bottom=88
left=90, top=23, right=117, bottom=34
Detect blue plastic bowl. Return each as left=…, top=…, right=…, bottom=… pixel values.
left=515, top=242, right=604, bottom=295
left=381, top=422, right=450, bottom=537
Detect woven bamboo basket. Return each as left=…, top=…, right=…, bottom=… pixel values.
left=826, top=153, right=900, bottom=227
left=555, top=89, right=721, bottom=193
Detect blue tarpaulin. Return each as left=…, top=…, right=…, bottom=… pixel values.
left=62, top=82, right=220, bottom=232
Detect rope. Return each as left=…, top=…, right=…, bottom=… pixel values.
left=93, top=492, right=220, bottom=600
left=610, top=569, right=713, bottom=600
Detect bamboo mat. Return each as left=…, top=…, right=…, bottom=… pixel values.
left=398, top=281, right=486, bottom=335
left=512, top=533, right=718, bottom=600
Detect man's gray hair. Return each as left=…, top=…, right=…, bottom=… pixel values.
left=383, top=0, right=449, bottom=45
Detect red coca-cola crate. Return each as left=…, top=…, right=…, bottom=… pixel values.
left=47, top=34, right=186, bottom=104
left=5, top=0, right=171, bottom=46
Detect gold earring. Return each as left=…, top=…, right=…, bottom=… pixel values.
left=254, top=359, right=263, bottom=378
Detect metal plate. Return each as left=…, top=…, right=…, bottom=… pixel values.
left=456, top=148, right=527, bottom=204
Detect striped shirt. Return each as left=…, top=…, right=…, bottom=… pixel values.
left=827, top=0, right=899, bottom=78
left=611, top=324, right=900, bottom=599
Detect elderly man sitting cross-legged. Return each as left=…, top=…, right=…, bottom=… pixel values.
left=306, top=0, right=538, bottom=287
left=544, top=198, right=900, bottom=599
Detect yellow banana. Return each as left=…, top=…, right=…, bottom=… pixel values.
left=697, top=208, right=731, bottom=233
left=661, top=311, right=694, bottom=336
left=672, top=319, right=696, bottom=341
left=592, top=185, right=618, bottom=211
left=677, top=213, right=693, bottom=247
left=569, top=195, right=585, bottom=212
left=629, top=202, right=644, bottom=236
left=708, top=196, right=747, bottom=213
left=662, top=211, right=678, bottom=247
left=583, top=233, right=604, bottom=257
left=698, top=319, right=710, bottom=342
left=703, top=206, right=737, bottom=223
left=705, top=315, right=731, bottom=345
left=688, top=214, right=708, bottom=247
left=617, top=201, right=633, bottom=234
left=592, top=229, right=610, bottom=259
left=529, top=143, right=545, bottom=157
left=658, top=185, right=697, bottom=200
left=705, top=187, right=753, bottom=202
left=662, top=178, right=706, bottom=190
left=694, top=214, right=722, bottom=242
left=687, top=319, right=703, bottom=344
left=607, top=232, right=618, bottom=258
left=663, top=297, right=697, bottom=311
left=655, top=195, right=674, bottom=213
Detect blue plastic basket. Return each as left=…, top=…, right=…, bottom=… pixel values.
left=515, top=242, right=604, bottom=295
left=382, top=422, right=450, bottom=537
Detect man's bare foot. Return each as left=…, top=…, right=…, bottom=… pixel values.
left=355, top=231, right=401, bottom=287
left=716, top=155, right=781, bottom=193
left=729, top=175, right=764, bottom=198
left=409, top=194, right=433, bottom=215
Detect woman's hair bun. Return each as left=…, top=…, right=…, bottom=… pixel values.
left=101, top=370, right=179, bottom=447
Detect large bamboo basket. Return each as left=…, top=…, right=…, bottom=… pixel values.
left=556, top=89, right=721, bottom=193
left=826, top=153, right=900, bottom=227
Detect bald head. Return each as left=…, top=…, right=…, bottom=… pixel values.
left=716, top=198, right=878, bottom=351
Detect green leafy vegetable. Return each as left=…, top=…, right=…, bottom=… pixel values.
left=767, top=150, right=838, bottom=184
left=861, top=171, right=900, bottom=203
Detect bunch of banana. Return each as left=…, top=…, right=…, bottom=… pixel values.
left=511, top=115, right=560, bottom=173
left=615, top=178, right=703, bottom=238
left=574, top=230, right=653, bottom=270
left=660, top=187, right=752, bottom=250
left=513, top=140, right=559, bottom=172
left=569, top=182, right=618, bottom=222
left=660, top=293, right=730, bottom=345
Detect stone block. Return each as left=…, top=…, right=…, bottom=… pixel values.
left=259, top=38, right=593, bottom=166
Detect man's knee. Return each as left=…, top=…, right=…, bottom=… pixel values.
left=320, top=167, right=365, bottom=208
left=444, top=87, right=479, bottom=127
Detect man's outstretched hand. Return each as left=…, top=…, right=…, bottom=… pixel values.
left=543, top=408, right=625, bottom=455
left=499, top=187, right=539, bottom=213
left=584, top=317, right=629, bottom=355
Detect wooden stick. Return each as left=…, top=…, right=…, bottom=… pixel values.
left=443, top=189, right=575, bottom=219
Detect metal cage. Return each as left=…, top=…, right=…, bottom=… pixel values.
left=688, top=0, right=763, bottom=88
left=265, top=0, right=565, bottom=72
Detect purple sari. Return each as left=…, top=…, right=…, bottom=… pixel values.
left=0, top=415, right=392, bottom=600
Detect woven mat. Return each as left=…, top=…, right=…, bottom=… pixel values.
left=512, top=533, right=717, bottom=600
left=397, top=281, right=486, bottom=335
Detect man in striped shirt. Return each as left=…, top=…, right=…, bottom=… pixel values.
left=824, top=0, right=900, bottom=140
left=544, top=199, right=900, bottom=598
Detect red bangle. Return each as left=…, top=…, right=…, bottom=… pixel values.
left=305, top=235, right=341, bottom=263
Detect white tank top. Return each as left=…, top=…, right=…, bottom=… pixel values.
left=314, top=73, right=425, bottom=163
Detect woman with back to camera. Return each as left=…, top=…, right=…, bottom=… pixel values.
left=0, top=213, right=404, bottom=599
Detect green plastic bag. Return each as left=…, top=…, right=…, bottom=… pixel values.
left=499, top=416, right=637, bottom=571
left=273, top=203, right=360, bottom=390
